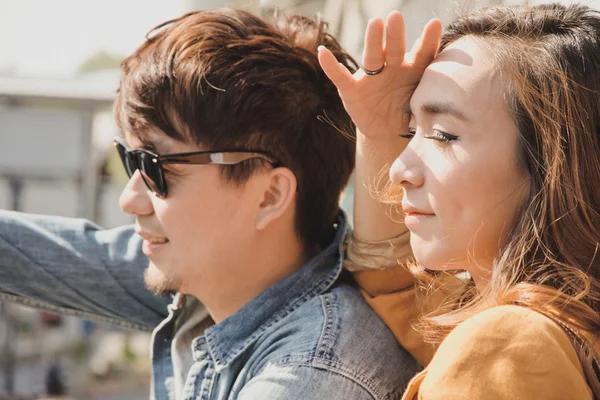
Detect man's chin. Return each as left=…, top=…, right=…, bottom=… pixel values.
left=144, top=264, right=181, bottom=296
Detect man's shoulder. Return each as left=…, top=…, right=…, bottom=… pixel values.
left=311, top=283, right=422, bottom=390
left=248, top=281, right=421, bottom=399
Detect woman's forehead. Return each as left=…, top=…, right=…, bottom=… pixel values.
left=411, top=37, right=506, bottom=119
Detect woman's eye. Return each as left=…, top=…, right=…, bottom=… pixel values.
left=426, top=130, right=458, bottom=143
left=399, top=129, right=416, bottom=139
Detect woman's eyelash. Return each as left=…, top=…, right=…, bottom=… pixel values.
left=399, top=129, right=416, bottom=139
left=399, top=129, right=459, bottom=143
left=427, top=130, right=458, bottom=143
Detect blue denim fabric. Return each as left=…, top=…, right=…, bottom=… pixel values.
left=0, top=211, right=169, bottom=330
left=0, top=210, right=421, bottom=399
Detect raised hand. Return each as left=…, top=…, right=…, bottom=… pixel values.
left=318, top=12, right=442, bottom=141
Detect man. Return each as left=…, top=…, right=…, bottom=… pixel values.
left=0, top=9, right=420, bottom=400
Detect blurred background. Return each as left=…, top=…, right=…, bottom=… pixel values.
left=0, top=0, right=597, bottom=399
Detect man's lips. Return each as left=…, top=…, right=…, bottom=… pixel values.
left=136, top=230, right=170, bottom=244
left=137, top=231, right=170, bottom=256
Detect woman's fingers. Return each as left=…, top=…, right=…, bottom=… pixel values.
left=318, top=46, right=355, bottom=92
left=383, top=11, right=406, bottom=66
left=362, top=17, right=385, bottom=72
left=319, top=16, right=439, bottom=93
left=412, top=18, right=442, bottom=69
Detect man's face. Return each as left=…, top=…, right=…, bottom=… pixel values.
left=119, top=130, right=259, bottom=297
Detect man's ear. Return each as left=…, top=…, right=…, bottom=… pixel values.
left=255, top=168, right=297, bottom=231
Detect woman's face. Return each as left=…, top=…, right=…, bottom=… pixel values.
left=390, top=37, right=529, bottom=285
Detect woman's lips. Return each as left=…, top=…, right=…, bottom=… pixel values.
left=404, top=212, right=434, bottom=226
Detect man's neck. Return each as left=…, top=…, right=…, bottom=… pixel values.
left=190, top=229, right=314, bottom=324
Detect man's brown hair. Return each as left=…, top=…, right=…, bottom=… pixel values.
left=114, top=9, right=357, bottom=247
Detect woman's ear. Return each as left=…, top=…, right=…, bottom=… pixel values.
left=255, top=168, right=297, bottom=231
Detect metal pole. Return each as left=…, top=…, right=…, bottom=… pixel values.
left=8, top=177, right=23, bottom=212
left=0, top=303, right=16, bottom=395
left=79, top=107, right=99, bottom=221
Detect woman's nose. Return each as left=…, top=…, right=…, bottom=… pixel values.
left=389, top=147, right=425, bottom=189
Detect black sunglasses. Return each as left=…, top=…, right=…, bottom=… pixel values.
left=114, top=136, right=281, bottom=198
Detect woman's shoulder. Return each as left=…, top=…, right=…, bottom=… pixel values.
left=418, top=305, right=592, bottom=399
left=438, top=305, right=580, bottom=365
left=452, top=304, right=569, bottom=340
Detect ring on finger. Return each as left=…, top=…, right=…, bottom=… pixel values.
left=362, top=63, right=386, bottom=76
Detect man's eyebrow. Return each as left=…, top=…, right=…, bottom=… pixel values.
left=140, top=135, right=172, bottom=154
left=120, top=133, right=159, bottom=153
left=403, top=101, right=469, bottom=122
left=139, top=138, right=158, bottom=152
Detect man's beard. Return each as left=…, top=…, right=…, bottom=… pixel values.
left=144, top=267, right=181, bottom=297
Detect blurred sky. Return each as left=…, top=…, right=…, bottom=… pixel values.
left=0, top=0, right=181, bottom=77
left=2, top=0, right=599, bottom=78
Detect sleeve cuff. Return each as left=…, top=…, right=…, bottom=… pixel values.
left=344, top=230, right=413, bottom=272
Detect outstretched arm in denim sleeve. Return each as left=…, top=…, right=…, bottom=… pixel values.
left=0, top=210, right=170, bottom=331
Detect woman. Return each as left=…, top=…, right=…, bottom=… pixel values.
left=319, top=3, right=600, bottom=399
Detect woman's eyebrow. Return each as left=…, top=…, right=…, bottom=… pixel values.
left=404, top=101, right=469, bottom=122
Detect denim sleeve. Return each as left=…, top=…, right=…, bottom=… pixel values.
left=237, top=365, right=377, bottom=400
left=0, top=210, right=170, bottom=331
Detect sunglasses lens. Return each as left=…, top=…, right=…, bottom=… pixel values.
left=138, top=152, right=166, bottom=197
left=114, top=140, right=167, bottom=197
left=115, top=141, right=136, bottom=178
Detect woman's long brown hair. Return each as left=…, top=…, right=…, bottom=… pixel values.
left=399, top=3, right=600, bottom=396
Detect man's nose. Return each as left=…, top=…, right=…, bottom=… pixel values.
left=119, top=170, right=154, bottom=216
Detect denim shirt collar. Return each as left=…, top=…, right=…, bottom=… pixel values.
left=197, top=210, right=348, bottom=369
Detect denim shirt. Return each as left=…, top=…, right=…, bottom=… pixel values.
left=0, top=210, right=421, bottom=400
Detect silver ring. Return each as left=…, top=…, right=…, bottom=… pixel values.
left=362, top=63, right=385, bottom=76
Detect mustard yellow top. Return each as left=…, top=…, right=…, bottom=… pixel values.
left=348, top=237, right=599, bottom=399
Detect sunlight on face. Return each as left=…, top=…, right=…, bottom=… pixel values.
left=390, top=37, right=529, bottom=285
